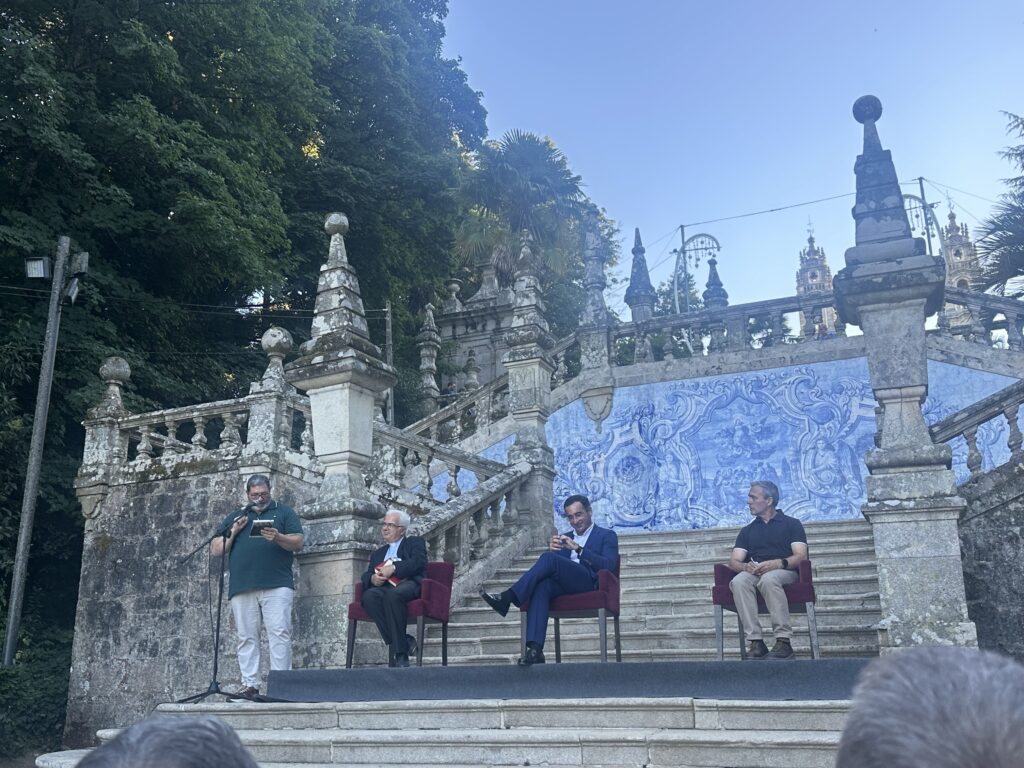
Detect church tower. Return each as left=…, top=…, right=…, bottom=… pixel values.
left=795, top=227, right=837, bottom=336
left=941, top=208, right=981, bottom=328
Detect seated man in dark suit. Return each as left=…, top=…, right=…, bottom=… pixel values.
left=480, top=494, right=619, bottom=665
left=359, top=510, right=427, bottom=667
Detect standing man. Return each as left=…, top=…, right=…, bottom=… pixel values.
left=480, top=495, right=619, bottom=666
left=727, top=480, right=807, bottom=660
left=212, top=474, right=304, bottom=700
left=359, top=510, right=427, bottom=667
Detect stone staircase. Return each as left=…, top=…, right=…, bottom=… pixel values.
left=38, top=520, right=879, bottom=768
left=413, top=518, right=881, bottom=664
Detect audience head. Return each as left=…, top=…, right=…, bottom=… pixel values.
left=76, top=715, right=258, bottom=768
left=836, top=646, right=1024, bottom=768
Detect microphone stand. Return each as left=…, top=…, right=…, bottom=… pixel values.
left=176, top=513, right=244, bottom=703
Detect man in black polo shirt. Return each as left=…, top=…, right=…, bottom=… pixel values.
left=727, top=480, right=807, bottom=659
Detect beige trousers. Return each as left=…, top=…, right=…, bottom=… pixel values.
left=729, top=568, right=799, bottom=641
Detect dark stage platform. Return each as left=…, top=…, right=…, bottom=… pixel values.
left=267, top=658, right=872, bottom=703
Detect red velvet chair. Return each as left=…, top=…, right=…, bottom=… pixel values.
left=518, top=564, right=622, bottom=663
left=711, top=559, right=819, bottom=660
left=346, top=561, right=454, bottom=668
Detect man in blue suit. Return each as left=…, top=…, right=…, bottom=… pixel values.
left=480, top=494, right=619, bottom=665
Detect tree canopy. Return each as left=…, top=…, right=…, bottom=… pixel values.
left=0, top=0, right=487, bottom=750
left=977, top=112, right=1024, bottom=296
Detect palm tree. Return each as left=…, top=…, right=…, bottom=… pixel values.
left=456, top=129, right=586, bottom=282
left=977, top=113, right=1024, bottom=296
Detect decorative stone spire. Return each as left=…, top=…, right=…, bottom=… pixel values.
left=624, top=228, right=656, bottom=323
left=847, top=96, right=925, bottom=259
left=298, top=213, right=386, bottom=362
left=252, top=326, right=294, bottom=393
left=443, top=279, right=463, bottom=314
left=245, top=326, right=298, bottom=457
left=88, top=357, right=131, bottom=419
left=702, top=257, right=729, bottom=309
left=285, top=213, right=397, bottom=518
left=417, top=303, right=441, bottom=412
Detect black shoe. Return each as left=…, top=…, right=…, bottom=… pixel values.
left=480, top=590, right=511, bottom=617
left=768, top=638, right=794, bottom=660
left=227, top=686, right=259, bottom=701
left=747, top=639, right=769, bottom=660
left=405, top=634, right=419, bottom=663
left=393, top=652, right=410, bottom=668
left=517, top=643, right=545, bottom=666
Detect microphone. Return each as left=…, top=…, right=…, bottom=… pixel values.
left=215, top=503, right=255, bottom=537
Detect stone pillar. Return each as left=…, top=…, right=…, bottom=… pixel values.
left=577, top=220, right=615, bottom=431
left=74, top=357, right=131, bottom=526
left=416, top=303, right=441, bottom=413
left=285, top=213, right=398, bottom=667
left=241, top=327, right=297, bottom=472
left=833, top=96, right=976, bottom=652
left=502, top=245, right=556, bottom=534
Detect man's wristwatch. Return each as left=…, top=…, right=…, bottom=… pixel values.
left=780, top=558, right=789, bottom=570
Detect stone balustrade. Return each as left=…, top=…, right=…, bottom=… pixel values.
left=611, top=290, right=844, bottom=362
left=366, top=422, right=508, bottom=511
left=940, top=288, right=1024, bottom=350
left=929, top=378, right=1024, bottom=481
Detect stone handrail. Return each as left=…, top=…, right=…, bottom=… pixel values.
left=412, top=460, right=532, bottom=568
left=611, top=290, right=842, bottom=360
left=366, top=422, right=508, bottom=511
left=939, top=288, right=1024, bottom=350
left=403, top=332, right=579, bottom=442
left=929, top=378, right=1024, bottom=481
left=85, top=390, right=314, bottom=470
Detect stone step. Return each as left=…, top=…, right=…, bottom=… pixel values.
left=433, top=610, right=881, bottom=642
left=216, top=725, right=841, bottom=767
left=150, top=697, right=850, bottom=732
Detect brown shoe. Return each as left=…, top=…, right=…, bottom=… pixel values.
left=768, top=638, right=795, bottom=660
left=227, top=686, right=259, bottom=701
left=747, top=639, right=769, bottom=659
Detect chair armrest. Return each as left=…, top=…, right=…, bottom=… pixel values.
left=714, top=563, right=736, bottom=586
left=797, top=559, right=812, bottom=584
left=353, top=581, right=364, bottom=603
left=419, top=577, right=452, bottom=621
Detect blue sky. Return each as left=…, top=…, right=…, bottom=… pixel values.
left=443, top=1, right=1022, bottom=316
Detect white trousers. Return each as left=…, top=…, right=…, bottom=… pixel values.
left=230, top=587, right=294, bottom=687
left=729, top=569, right=799, bottom=641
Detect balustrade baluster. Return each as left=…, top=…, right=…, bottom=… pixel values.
left=191, top=416, right=208, bottom=450
left=416, top=452, right=435, bottom=505
left=1004, top=404, right=1023, bottom=458
left=963, top=426, right=983, bottom=479
left=164, top=418, right=184, bottom=454
left=487, top=497, right=504, bottom=538
left=446, top=463, right=462, bottom=499
left=1007, top=314, right=1024, bottom=351
left=771, top=313, right=786, bottom=345
left=220, top=412, right=242, bottom=455
left=833, top=315, right=846, bottom=337
left=501, top=489, right=518, bottom=525
left=300, top=417, right=314, bottom=455
left=136, top=426, right=154, bottom=461
left=662, top=333, right=675, bottom=360
left=443, top=527, right=460, bottom=564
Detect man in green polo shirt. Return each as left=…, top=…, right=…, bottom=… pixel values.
left=212, top=474, right=304, bottom=700
left=727, top=480, right=808, bottom=660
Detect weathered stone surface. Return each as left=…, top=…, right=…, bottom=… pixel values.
left=64, top=468, right=319, bottom=746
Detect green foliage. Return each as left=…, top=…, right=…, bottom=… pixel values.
left=0, top=2, right=485, bottom=752
left=0, top=626, right=72, bottom=757
left=977, top=113, right=1024, bottom=296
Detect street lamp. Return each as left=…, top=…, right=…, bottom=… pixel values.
left=670, top=226, right=721, bottom=314
left=3, top=236, right=88, bottom=666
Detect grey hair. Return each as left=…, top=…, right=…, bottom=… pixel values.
left=750, top=480, right=779, bottom=506
left=388, top=509, right=412, bottom=528
left=836, top=647, right=1024, bottom=768
left=76, top=715, right=258, bottom=768
left=245, top=474, right=271, bottom=492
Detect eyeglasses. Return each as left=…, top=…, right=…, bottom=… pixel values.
left=248, top=491, right=270, bottom=499
left=381, top=522, right=405, bottom=529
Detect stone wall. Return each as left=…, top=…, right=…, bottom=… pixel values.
left=958, top=459, right=1024, bottom=661
left=64, top=464, right=318, bottom=746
